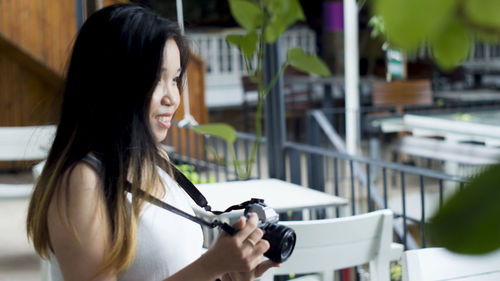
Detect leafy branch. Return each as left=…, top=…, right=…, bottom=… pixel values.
left=373, top=0, right=500, bottom=70
left=371, top=0, right=500, bottom=254
left=190, top=0, right=330, bottom=179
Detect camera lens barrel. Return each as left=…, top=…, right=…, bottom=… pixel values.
left=261, top=223, right=296, bottom=263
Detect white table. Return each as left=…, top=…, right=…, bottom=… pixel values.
left=192, top=178, right=348, bottom=219
left=192, top=178, right=348, bottom=246
left=194, top=178, right=348, bottom=214
left=371, top=109, right=500, bottom=146
left=434, top=89, right=500, bottom=103
left=370, top=109, right=500, bottom=178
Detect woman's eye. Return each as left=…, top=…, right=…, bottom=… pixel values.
left=173, top=76, right=180, bottom=84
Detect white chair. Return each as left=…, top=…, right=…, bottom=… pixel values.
left=260, top=209, right=404, bottom=281
left=0, top=125, right=56, bottom=198
left=402, top=247, right=500, bottom=281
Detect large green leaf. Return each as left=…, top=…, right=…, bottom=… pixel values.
left=190, top=124, right=237, bottom=144
left=427, top=163, right=500, bottom=254
left=464, top=0, right=500, bottom=29
left=287, top=48, right=331, bottom=77
left=474, top=30, right=500, bottom=44
left=264, top=0, right=305, bottom=43
left=430, top=19, right=471, bottom=70
left=228, top=0, right=264, bottom=31
left=226, top=31, right=258, bottom=58
left=375, top=0, right=457, bottom=50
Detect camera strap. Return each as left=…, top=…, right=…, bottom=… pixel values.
left=124, top=165, right=260, bottom=235
left=125, top=181, right=237, bottom=235
left=171, top=166, right=264, bottom=215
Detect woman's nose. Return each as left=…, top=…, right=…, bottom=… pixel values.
left=162, top=89, right=176, bottom=106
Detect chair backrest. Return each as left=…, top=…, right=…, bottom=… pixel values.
left=0, top=125, right=56, bottom=161
left=403, top=247, right=500, bottom=281
left=371, top=79, right=432, bottom=107
left=262, top=210, right=397, bottom=281
left=0, top=125, right=56, bottom=199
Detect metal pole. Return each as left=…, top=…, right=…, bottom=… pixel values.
left=343, top=0, right=360, bottom=156
left=176, top=0, right=198, bottom=127
left=264, top=39, right=286, bottom=180
left=75, top=0, right=85, bottom=29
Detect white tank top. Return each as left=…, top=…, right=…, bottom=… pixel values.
left=48, top=156, right=204, bottom=281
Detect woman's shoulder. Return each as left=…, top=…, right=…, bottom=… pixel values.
left=63, top=161, right=103, bottom=192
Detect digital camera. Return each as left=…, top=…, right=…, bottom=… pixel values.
left=243, top=199, right=296, bottom=263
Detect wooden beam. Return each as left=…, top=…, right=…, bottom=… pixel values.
left=0, top=34, right=63, bottom=88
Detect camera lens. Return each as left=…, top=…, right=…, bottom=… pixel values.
left=261, top=223, right=296, bottom=263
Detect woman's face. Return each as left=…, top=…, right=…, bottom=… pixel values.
left=149, top=39, right=181, bottom=143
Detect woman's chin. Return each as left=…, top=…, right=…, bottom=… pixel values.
left=154, top=130, right=168, bottom=143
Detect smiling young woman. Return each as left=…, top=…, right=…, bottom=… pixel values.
left=26, top=4, right=278, bottom=281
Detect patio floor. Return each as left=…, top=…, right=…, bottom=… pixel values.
left=0, top=172, right=40, bottom=281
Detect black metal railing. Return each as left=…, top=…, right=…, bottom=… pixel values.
left=167, top=122, right=470, bottom=250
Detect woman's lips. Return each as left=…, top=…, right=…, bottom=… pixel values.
left=157, top=115, right=171, bottom=129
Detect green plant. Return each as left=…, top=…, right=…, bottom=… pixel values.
left=373, top=0, right=500, bottom=70
left=190, top=0, right=330, bottom=179
left=391, top=262, right=402, bottom=281
left=370, top=0, right=500, bottom=255
left=175, top=164, right=215, bottom=184
left=427, top=163, right=500, bottom=254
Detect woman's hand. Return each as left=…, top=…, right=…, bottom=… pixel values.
left=203, top=213, right=280, bottom=278
left=219, top=259, right=280, bottom=281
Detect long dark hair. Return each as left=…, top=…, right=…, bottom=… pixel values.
left=27, top=3, right=189, bottom=274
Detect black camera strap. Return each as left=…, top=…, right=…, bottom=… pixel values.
left=171, top=166, right=264, bottom=215
left=125, top=182, right=237, bottom=235
left=124, top=165, right=261, bottom=235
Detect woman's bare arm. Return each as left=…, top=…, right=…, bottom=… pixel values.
left=48, top=162, right=116, bottom=281
left=47, top=163, right=273, bottom=281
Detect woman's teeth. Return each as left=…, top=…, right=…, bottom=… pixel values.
left=159, top=116, right=170, bottom=122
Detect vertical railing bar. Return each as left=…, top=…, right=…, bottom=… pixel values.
left=383, top=167, right=388, bottom=209
left=401, top=171, right=407, bottom=249
left=439, top=179, right=444, bottom=209
left=186, top=129, right=191, bottom=164
left=168, top=127, right=173, bottom=149
left=350, top=160, right=356, bottom=216
left=234, top=141, right=240, bottom=178
left=257, top=141, right=262, bottom=179
left=203, top=135, right=210, bottom=183
left=420, top=175, right=426, bottom=248
left=334, top=157, right=339, bottom=217
left=366, top=163, right=372, bottom=212
left=223, top=141, right=229, bottom=181
left=177, top=126, right=183, bottom=160
left=214, top=138, right=220, bottom=182
left=194, top=132, right=200, bottom=176
left=244, top=139, right=249, bottom=171
left=289, top=148, right=302, bottom=185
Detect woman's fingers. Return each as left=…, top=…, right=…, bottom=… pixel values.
left=249, top=238, right=270, bottom=263
left=233, top=213, right=259, bottom=241
left=254, top=260, right=281, bottom=278
left=232, top=217, right=245, bottom=231
left=244, top=227, right=264, bottom=248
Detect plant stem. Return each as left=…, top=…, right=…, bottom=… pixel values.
left=239, top=1, right=267, bottom=179
left=263, top=62, right=288, bottom=98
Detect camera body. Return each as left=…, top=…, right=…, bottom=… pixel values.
left=243, top=199, right=296, bottom=263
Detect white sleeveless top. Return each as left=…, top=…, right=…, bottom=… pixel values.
left=48, top=157, right=204, bottom=281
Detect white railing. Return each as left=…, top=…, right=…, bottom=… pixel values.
left=186, top=26, right=316, bottom=108
left=410, top=42, right=500, bottom=72
left=464, top=43, right=500, bottom=72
